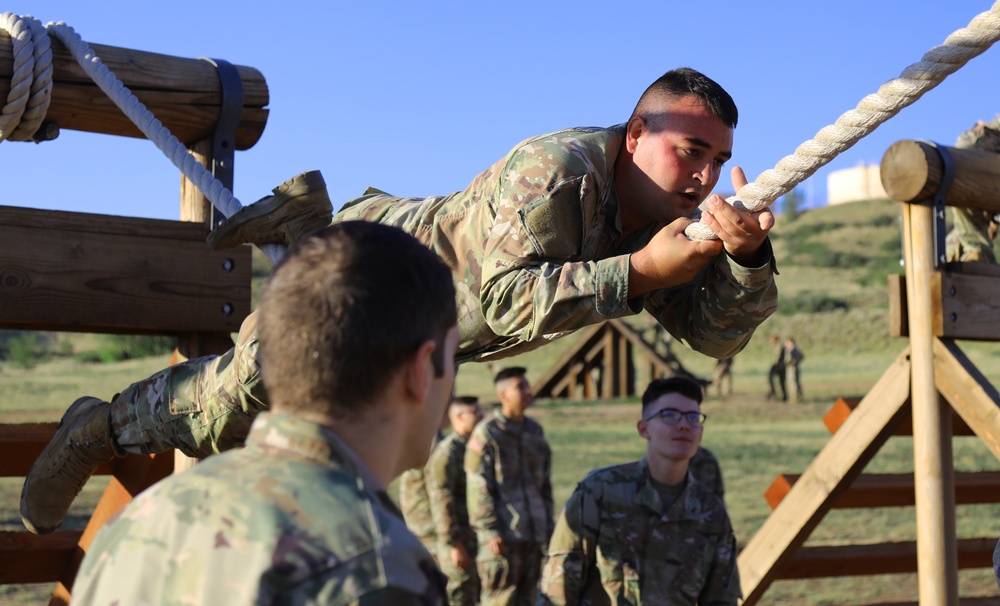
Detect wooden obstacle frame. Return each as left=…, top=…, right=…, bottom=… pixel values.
left=735, top=140, right=1000, bottom=605
left=0, top=30, right=261, bottom=604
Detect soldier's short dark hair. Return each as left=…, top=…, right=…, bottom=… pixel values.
left=258, top=221, right=457, bottom=419
left=641, top=376, right=704, bottom=415
left=630, top=67, right=738, bottom=129
left=450, top=395, right=480, bottom=408
left=494, top=367, right=527, bottom=384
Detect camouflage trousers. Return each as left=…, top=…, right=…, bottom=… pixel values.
left=438, top=540, right=480, bottom=606
left=477, top=541, right=544, bottom=606
left=110, top=313, right=268, bottom=457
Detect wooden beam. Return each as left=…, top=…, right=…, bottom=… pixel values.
left=889, top=272, right=1000, bottom=341
left=0, top=31, right=268, bottom=149
left=737, top=348, right=911, bottom=605
left=823, top=396, right=974, bottom=436
left=774, top=538, right=995, bottom=580
left=0, top=530, right=82, bottom=583
left=0, top=205, right=251, bottom=334
left=765, top=472, right=1000, bottom=510
left=934, top=339, right=1000, bottom=460
left=902, top=200, right=959, bottom=605
left=0, top=423, right=114, bottom=477
left=880, top=140, right=1000, bottom=211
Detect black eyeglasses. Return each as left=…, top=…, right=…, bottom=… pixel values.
left=643, top=408, right=707, bottom=427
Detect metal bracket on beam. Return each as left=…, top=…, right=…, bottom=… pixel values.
left=198, top=57, right=244, bottom=228
left=918, top=140, right=957, bottom=269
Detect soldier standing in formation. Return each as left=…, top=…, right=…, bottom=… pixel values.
left=539, top=376, right=740, bottom=605
left=466, top=367, right=553, bottom=605
left=428, top=396, right=486, bottom=605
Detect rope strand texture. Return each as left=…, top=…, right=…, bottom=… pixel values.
left=0, top=14, right=287, bottom=263
left=684, top=0, right=1000, bottom=241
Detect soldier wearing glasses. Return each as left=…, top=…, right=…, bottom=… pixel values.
left=539, top=376, right=740, bottom=605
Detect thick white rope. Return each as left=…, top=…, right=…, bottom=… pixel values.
left=0, top=13, right=286, bottom=263
left=685, top=0, right=1000, bottom=241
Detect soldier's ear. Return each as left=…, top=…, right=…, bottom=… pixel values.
left=637, top=419, right=651, bottom=441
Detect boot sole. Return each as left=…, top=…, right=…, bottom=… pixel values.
left=207, top=170, right=329, bottom=250
left=20, top=396, right=107, bottom=535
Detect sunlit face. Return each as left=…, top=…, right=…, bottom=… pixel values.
left=451, top=402, right=485, bottom=437
left=637, top=391, right=703, bottom=463
left=621, top=94, right=734, bottom=230
left=497, top=375, right=534, bottom=414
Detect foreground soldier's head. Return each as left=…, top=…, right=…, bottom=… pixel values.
left=259, top=220, right=459, bottom=480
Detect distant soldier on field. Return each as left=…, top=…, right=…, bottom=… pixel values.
left=428, top=396, right=486, bottom=606
left=712, top=356, right=733, bottom=399
left=466, top=366, right=553, bottom=605
left=767, top=335, right=787, bottom=402
left=785, top=337, right=805, bottom=403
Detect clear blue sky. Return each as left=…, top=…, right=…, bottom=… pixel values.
left=2, top=1, right=998, bottom=221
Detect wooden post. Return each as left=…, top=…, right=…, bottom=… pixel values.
left=901, top=201, right=958, bottom=605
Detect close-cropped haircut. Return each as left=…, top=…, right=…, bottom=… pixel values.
left=641, top=376, right=705, bottom=415
left=629, top=67, right=738, bottom=129
left=257, top=221, right=457, bottom=419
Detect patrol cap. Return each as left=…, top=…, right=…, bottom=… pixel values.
left=493, top=366, right=527, bottom=384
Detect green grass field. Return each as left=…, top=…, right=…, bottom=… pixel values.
left=3, top=199, right=1000, bottom=603
left=2, top=338, right=1000, bottom=604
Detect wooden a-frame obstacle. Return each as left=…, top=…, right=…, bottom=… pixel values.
left=736, top=141, right=1000, bottom=605
left=0, top=31, right=262, bottom=604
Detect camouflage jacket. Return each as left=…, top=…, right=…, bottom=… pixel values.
left=465, top=412, right=553, bottom=546
left=539, top=457, right=740, bottom=606
left=426, top=431, right=476, bottom=552
left=335, top=126, right=778, bottom=364
left=73, top=412, right=447, bottom=605
left=689, top=446, right=725, bottom=500
left=400, top=431, right=444, bottom=545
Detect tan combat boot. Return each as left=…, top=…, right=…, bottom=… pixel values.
left=20, top=396, right=124, bottom=535
left=207, top=170, right=333, bottom=250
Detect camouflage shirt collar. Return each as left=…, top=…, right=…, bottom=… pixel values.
left=635, top=456, right=699, bottom=521
left=247, top=411, right=384, bottom=492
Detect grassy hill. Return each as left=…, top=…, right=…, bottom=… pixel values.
left=4, top=199, right=1000, bottom=604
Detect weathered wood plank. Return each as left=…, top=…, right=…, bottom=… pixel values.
left=0, top=206, right=251, bottom=334
left=880, top=140, right=1000, bottom=211
left=0, top=31, right=268, bottom=148
left=765, top=472, right=1000, bottom=510
left=887, top=272, right=1000, bottom=341
left=0, top=530, right=82, bottom=583
left=775, top=538, right=995, bottom=579
left=823, top=395, right=974, bottom=436
left=934, top=339, right=1000, bottom=461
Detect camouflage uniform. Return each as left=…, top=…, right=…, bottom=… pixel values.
left=427, top=431, right=480, bottom=605
left=73, top=412, right=448, bottom=605
left=688, top=446, right=725, bottom=500
left=400, top=467, right=438, bottom=555
left=466, top=412, right=553, bottom=605
left=105, top=126, right=778, bottom=460
left=946, top=115, right=1000, bottom=263
left=538, top=457, right=740, bottom=605
left=400, top=431, right=446, bottom=554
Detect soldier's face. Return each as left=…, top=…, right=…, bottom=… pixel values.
left=638, top=392, right=703, bottom=463
left=499, top=376, right=534, bottom=413
left=451, top=403, right=485, bottom=437
left=621, top=95, right=733, bottom=229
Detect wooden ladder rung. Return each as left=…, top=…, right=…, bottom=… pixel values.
left=774, top=538, right=996, bottom=579
left=0, top=530, right=82, bottom=583
left=0, top=423, right=115, bottom=477
left=765, top=471, right=1000, bottom=510
left=823, top=396, right=974, bottom=436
